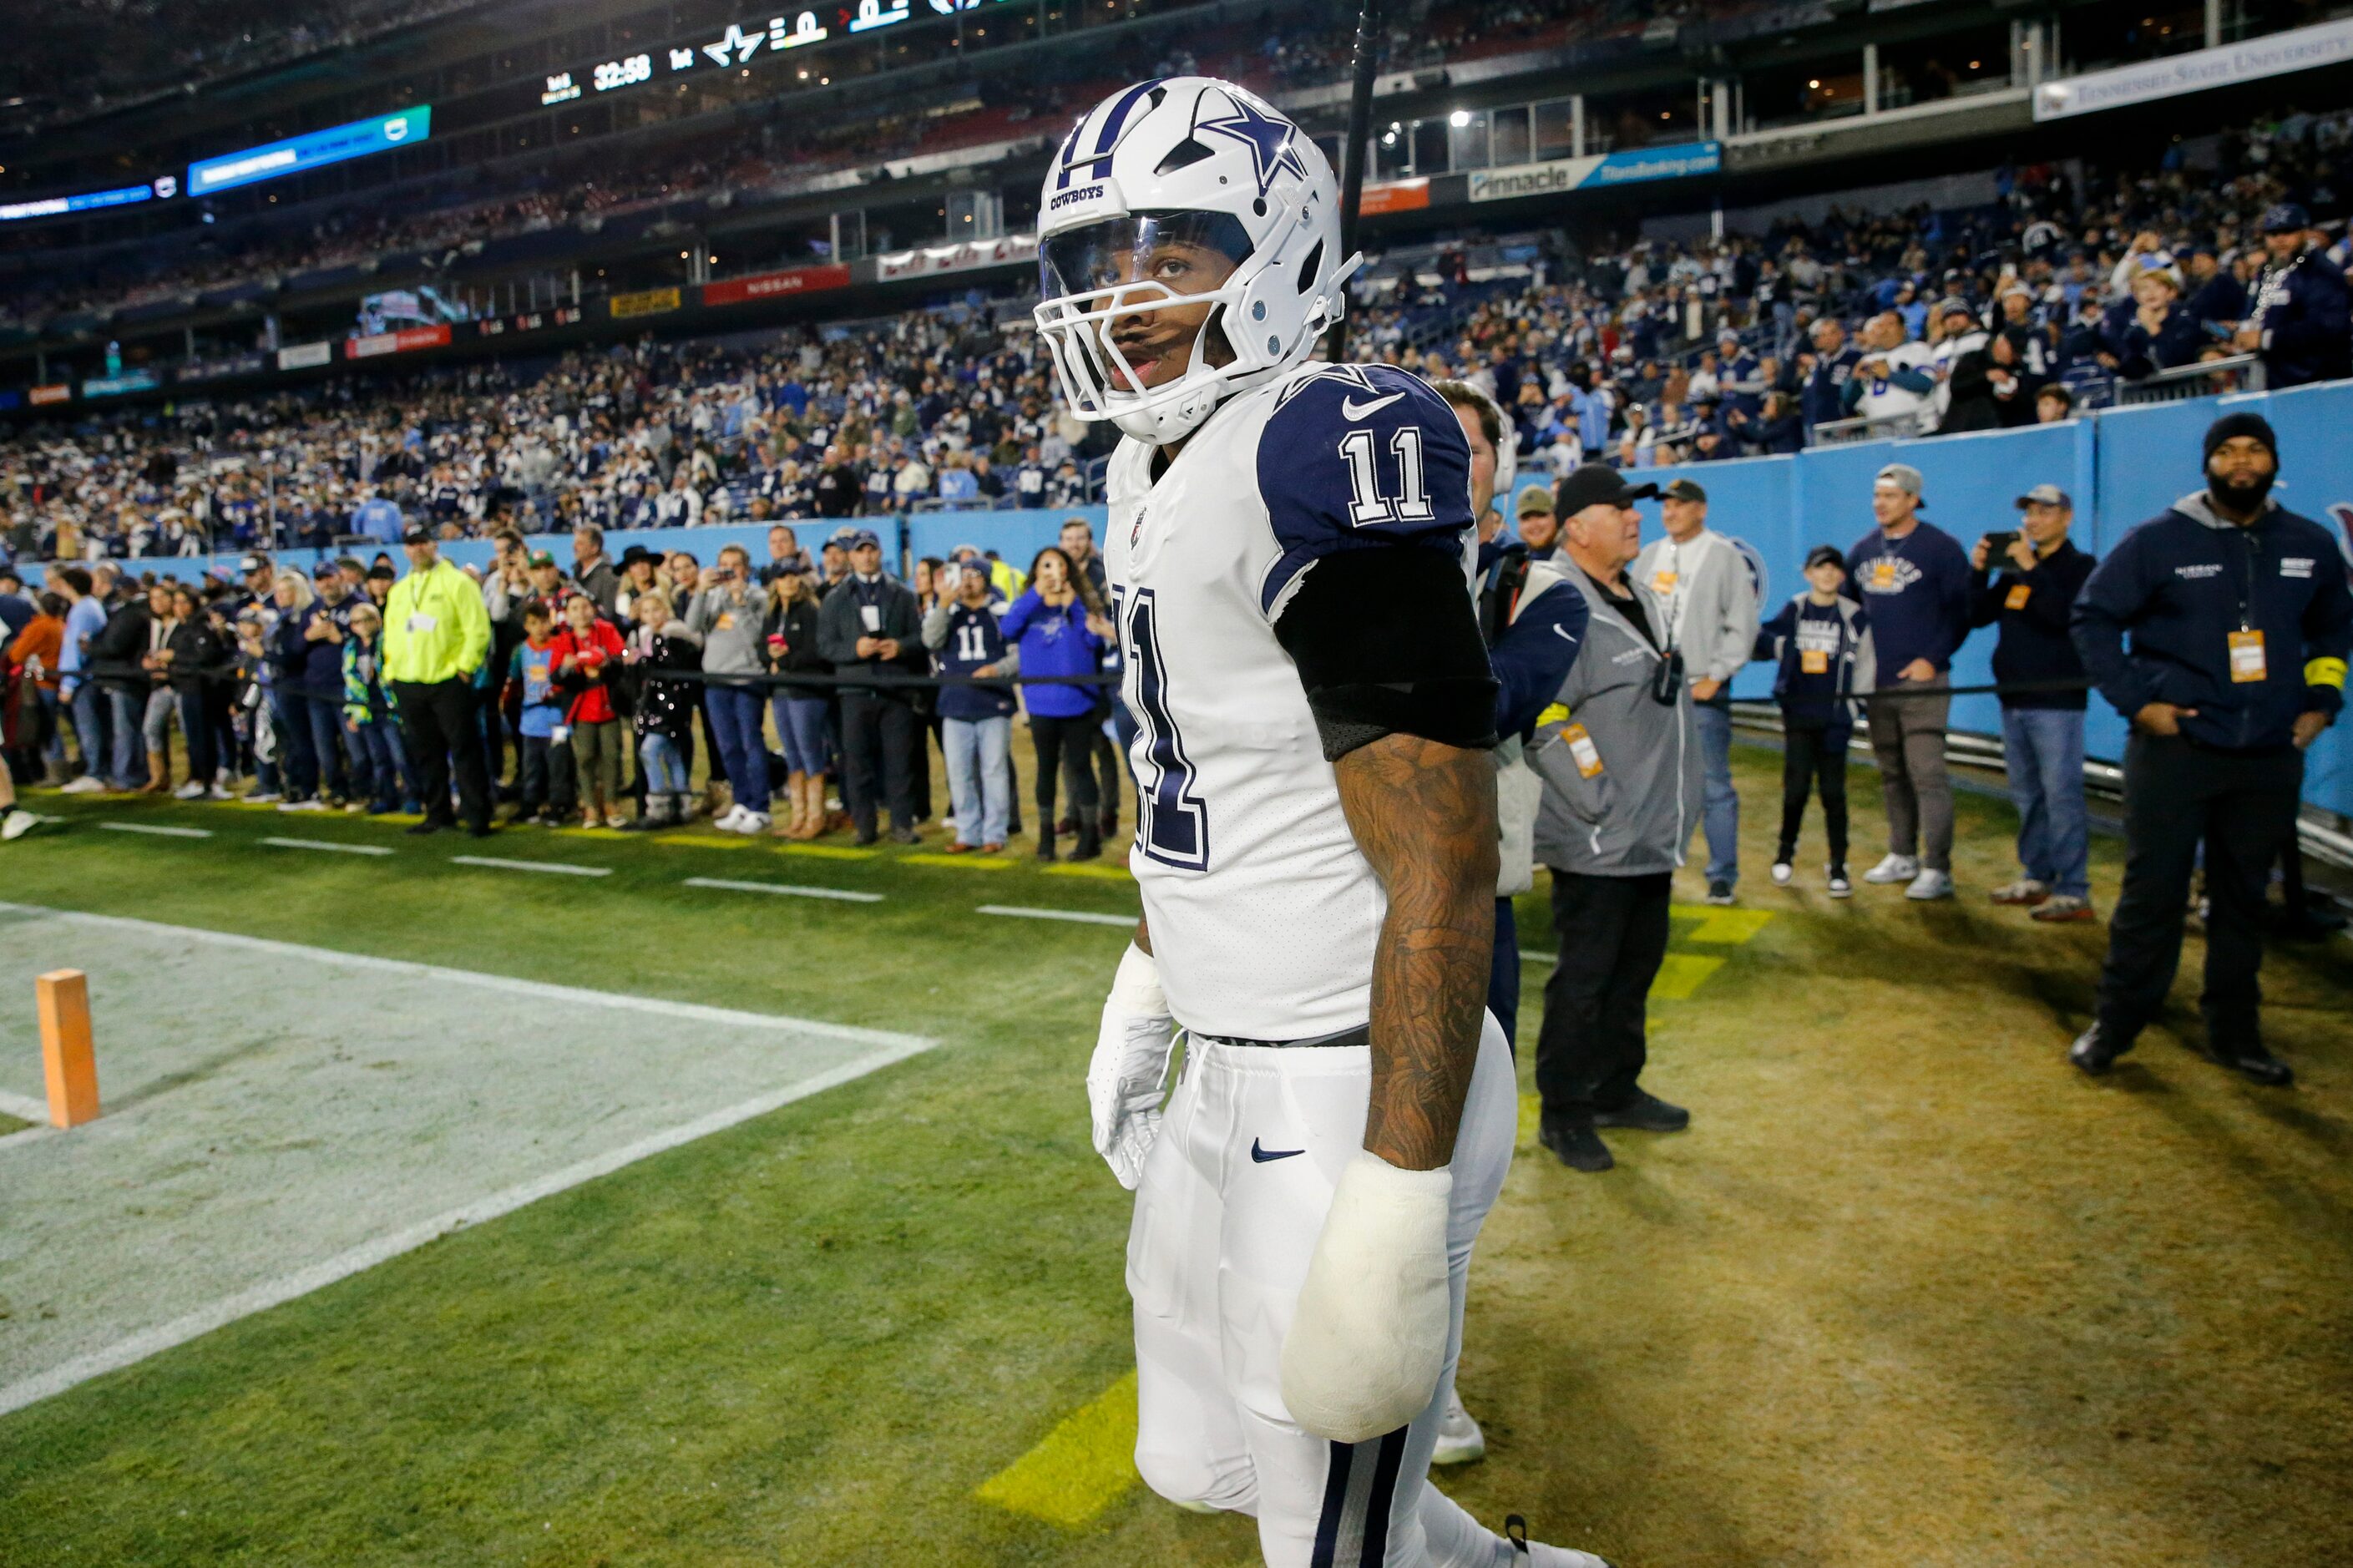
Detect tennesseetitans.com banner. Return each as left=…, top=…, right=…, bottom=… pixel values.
left=1468, top=142, right=1722, bottom=204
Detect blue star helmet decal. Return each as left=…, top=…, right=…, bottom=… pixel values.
left=1197, top=94, right=1308, bottom=199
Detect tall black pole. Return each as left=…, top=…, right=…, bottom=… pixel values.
left=1321, top=0, right=1387, bottom=363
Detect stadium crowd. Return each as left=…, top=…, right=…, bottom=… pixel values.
left=0, top=0, right=1773, bottom=332
left=7, top=97, right=2351, bottom=561
left=1, top=515, right=1133, bottom=862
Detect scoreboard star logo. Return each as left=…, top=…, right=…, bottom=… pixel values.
left=1197, top=95, right=1308, bottom=198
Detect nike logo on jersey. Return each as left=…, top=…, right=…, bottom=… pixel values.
left=1250, top=1139, right=1305, bottom=1163
left=1342, top=392, right=1405, bottom=421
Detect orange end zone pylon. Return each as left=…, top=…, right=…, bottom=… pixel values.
left=37, top=969, right=99, bottom=1128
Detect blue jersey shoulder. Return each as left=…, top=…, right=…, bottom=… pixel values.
left=1256, top=363, right=1474, bottom=615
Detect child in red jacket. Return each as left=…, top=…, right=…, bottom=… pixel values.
left=550, top=594, right=628, bottom=827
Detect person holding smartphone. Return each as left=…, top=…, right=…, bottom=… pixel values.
left=1971, top=485, right=2097, bottom=922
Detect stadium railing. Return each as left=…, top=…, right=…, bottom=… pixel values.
left=1806, top=408, right=1936, bottom=445
left=2113, top=354, right=2266, bottom=406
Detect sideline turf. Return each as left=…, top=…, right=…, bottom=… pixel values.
left=0, top=746, right=2346, bottom=1567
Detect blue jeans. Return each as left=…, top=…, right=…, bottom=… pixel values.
left=942, top=714, right=1012, bottom=847
left=640, top=731, right=691, bottom=795
left=107, top=689, right=147, bottom=787
left=350, top=717, right=415, bottom=807
left=771, top=694, right=831, bottom=777
left=2001, top=706, right=2090, bottom=899
left=270, top=689, right=319, bottom=798
left=706, top=684, right=771, bottom=808
left=68, top=681, right=110, bottom=781
left=299, top=693, right=352, bottom=798
left=1694, top=701, right=1739, bottom=886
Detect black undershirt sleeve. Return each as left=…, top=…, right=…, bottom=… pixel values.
left=1272, top=546, right=1501, bottom=762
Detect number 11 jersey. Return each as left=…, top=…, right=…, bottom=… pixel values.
left=1103, top=361, right=1475, bottom=1041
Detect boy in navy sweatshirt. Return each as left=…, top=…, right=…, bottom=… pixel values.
left=1755, top=545, right=1875, bottom=896
left=1844, top=462, right=1974, bottom=899
left=1971, top=483, right=2098, bottom=921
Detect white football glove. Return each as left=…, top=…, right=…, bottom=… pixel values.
left=1086, top=942, right=1178, bottom=1190
left=1280, top=1151, right=1453, bottom=1443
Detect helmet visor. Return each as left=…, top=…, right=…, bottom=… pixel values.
left=1039, top=210, right=1253, bottom=303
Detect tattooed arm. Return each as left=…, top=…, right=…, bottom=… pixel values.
left=1333, top=732, right=1499, bottom=1171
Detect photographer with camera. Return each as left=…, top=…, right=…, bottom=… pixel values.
left=1971, top=485, right=2097, bottom=922
left=1526, top=464, right=1701, bottom=1175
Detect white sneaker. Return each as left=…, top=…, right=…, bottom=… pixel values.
left=245, top=789, right=282, bottom=803
left=1827, top=867, right=1853, bottom=898
left=278, top=797, right=327, bottom=812
left=173, top=781, right=209, bottom=801
left=1430, top=1387, right=1486, bottom=1465
left=1905, top=868, right=1955, bottom=901
left=1769, top=862, right=1793, bottom=887
left=1, top=809, right=34, bottom=841
left=712, top=804, right=751, bottom=833
left=741, top=811, right=772, bottom=833
left=1862, top=852, right=1920, bottom=885
left=59, top=775, right=107, bottom=795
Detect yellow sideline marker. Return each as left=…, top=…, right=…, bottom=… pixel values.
left=1044, top=862, right=1132, bottom=883
left=1650, top=953, right=1726, bottom=1000
left=37, top=969, right=99, bottom=1128
left=975, top=1368, right=1141, bottom=1527
left=1669, top=905, right=1774, bottom=945
left=902, top=852, right=1013, bottom=871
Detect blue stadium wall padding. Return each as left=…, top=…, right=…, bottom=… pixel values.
left=1625, top=379, right=2352, bottom=817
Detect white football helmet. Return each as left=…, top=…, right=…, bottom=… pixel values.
left=1032, top=76, right=1360, bottom=444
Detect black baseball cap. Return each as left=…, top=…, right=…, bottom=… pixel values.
left=2259, top=202, right=2310, bottom=235
left=1556, top=464, right=1658, bottom=516
left=1661, top=478, right=1708, bottom=503
left=400, top=524, right=433, bottom=544
left=1804, top=544, right=1847, bottom=572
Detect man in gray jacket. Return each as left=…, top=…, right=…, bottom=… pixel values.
left=1632, top=477, right=1758, bottom=905
left=1529, top=464, right=1705, bottom=1173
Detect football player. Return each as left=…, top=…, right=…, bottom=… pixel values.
left=1040, top=77, right=1613, bottom=1566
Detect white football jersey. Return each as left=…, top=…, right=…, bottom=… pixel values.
left=1105, top=361, right=1475, bottom=1039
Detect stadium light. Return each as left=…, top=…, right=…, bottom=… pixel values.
left=1449, top=109, right=1470, bottom=128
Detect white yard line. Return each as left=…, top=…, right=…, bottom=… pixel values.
left=976, top=905, right=1136, bottom=929
left=684, top=878, right=883, bottom=903
left=0, top=1041, right=929, bottom=1420
left=261, top=837, right=394, bottom=857
left=98, top=822, right=212, bottom=839
left=448, top=855, right=611, bottom=878
left=0, top=903, right=921, bottom=1049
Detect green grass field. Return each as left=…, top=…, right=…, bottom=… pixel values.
left=0, top=743, right=2346, bottom=1567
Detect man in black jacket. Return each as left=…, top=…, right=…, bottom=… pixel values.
left=817, top=529, right=927, bottom=844
left=1971, top=484, right=2097, bottom=921
left=88, top=584, right=154, bottom=791
left=2068, top=413, right=2351, bottom=1086
left=2232, top=204, right=2353, bottom=388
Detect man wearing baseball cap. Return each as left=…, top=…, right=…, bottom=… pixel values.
left=2067, top=413, right=2350, bottom=1086
left=1969, top=483, right=2097, bottom=922
left=1633, top=477, right=1759, bottom=906
left=1846, top=463, right=1974, bottom=899
left=1515, top=486, right=1561, bottom=559
left=382, top=524, right=495, bottom=837
left=1527, top=465, right=1699, bottom=1173
left=817, top=528, right=926, bottom=844
left=2231, top=202, right=2351, bottom=387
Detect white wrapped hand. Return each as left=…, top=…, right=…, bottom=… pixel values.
left=1086, top=943, right=1177, bottom=1190
left=1280, top=1151, right=1453, bottom=1443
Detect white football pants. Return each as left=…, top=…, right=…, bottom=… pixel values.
left=1128, top=1014, right=1518, bottom=1567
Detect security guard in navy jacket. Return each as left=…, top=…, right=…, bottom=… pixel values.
left=2067, top=412, right=2352, bottom=1085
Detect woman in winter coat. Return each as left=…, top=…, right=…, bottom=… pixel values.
left=762, top=569, right=833, bottom=839
left=620, top=591, right=704, bottom=830
left=998, top=546, right=1110, bottom=861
